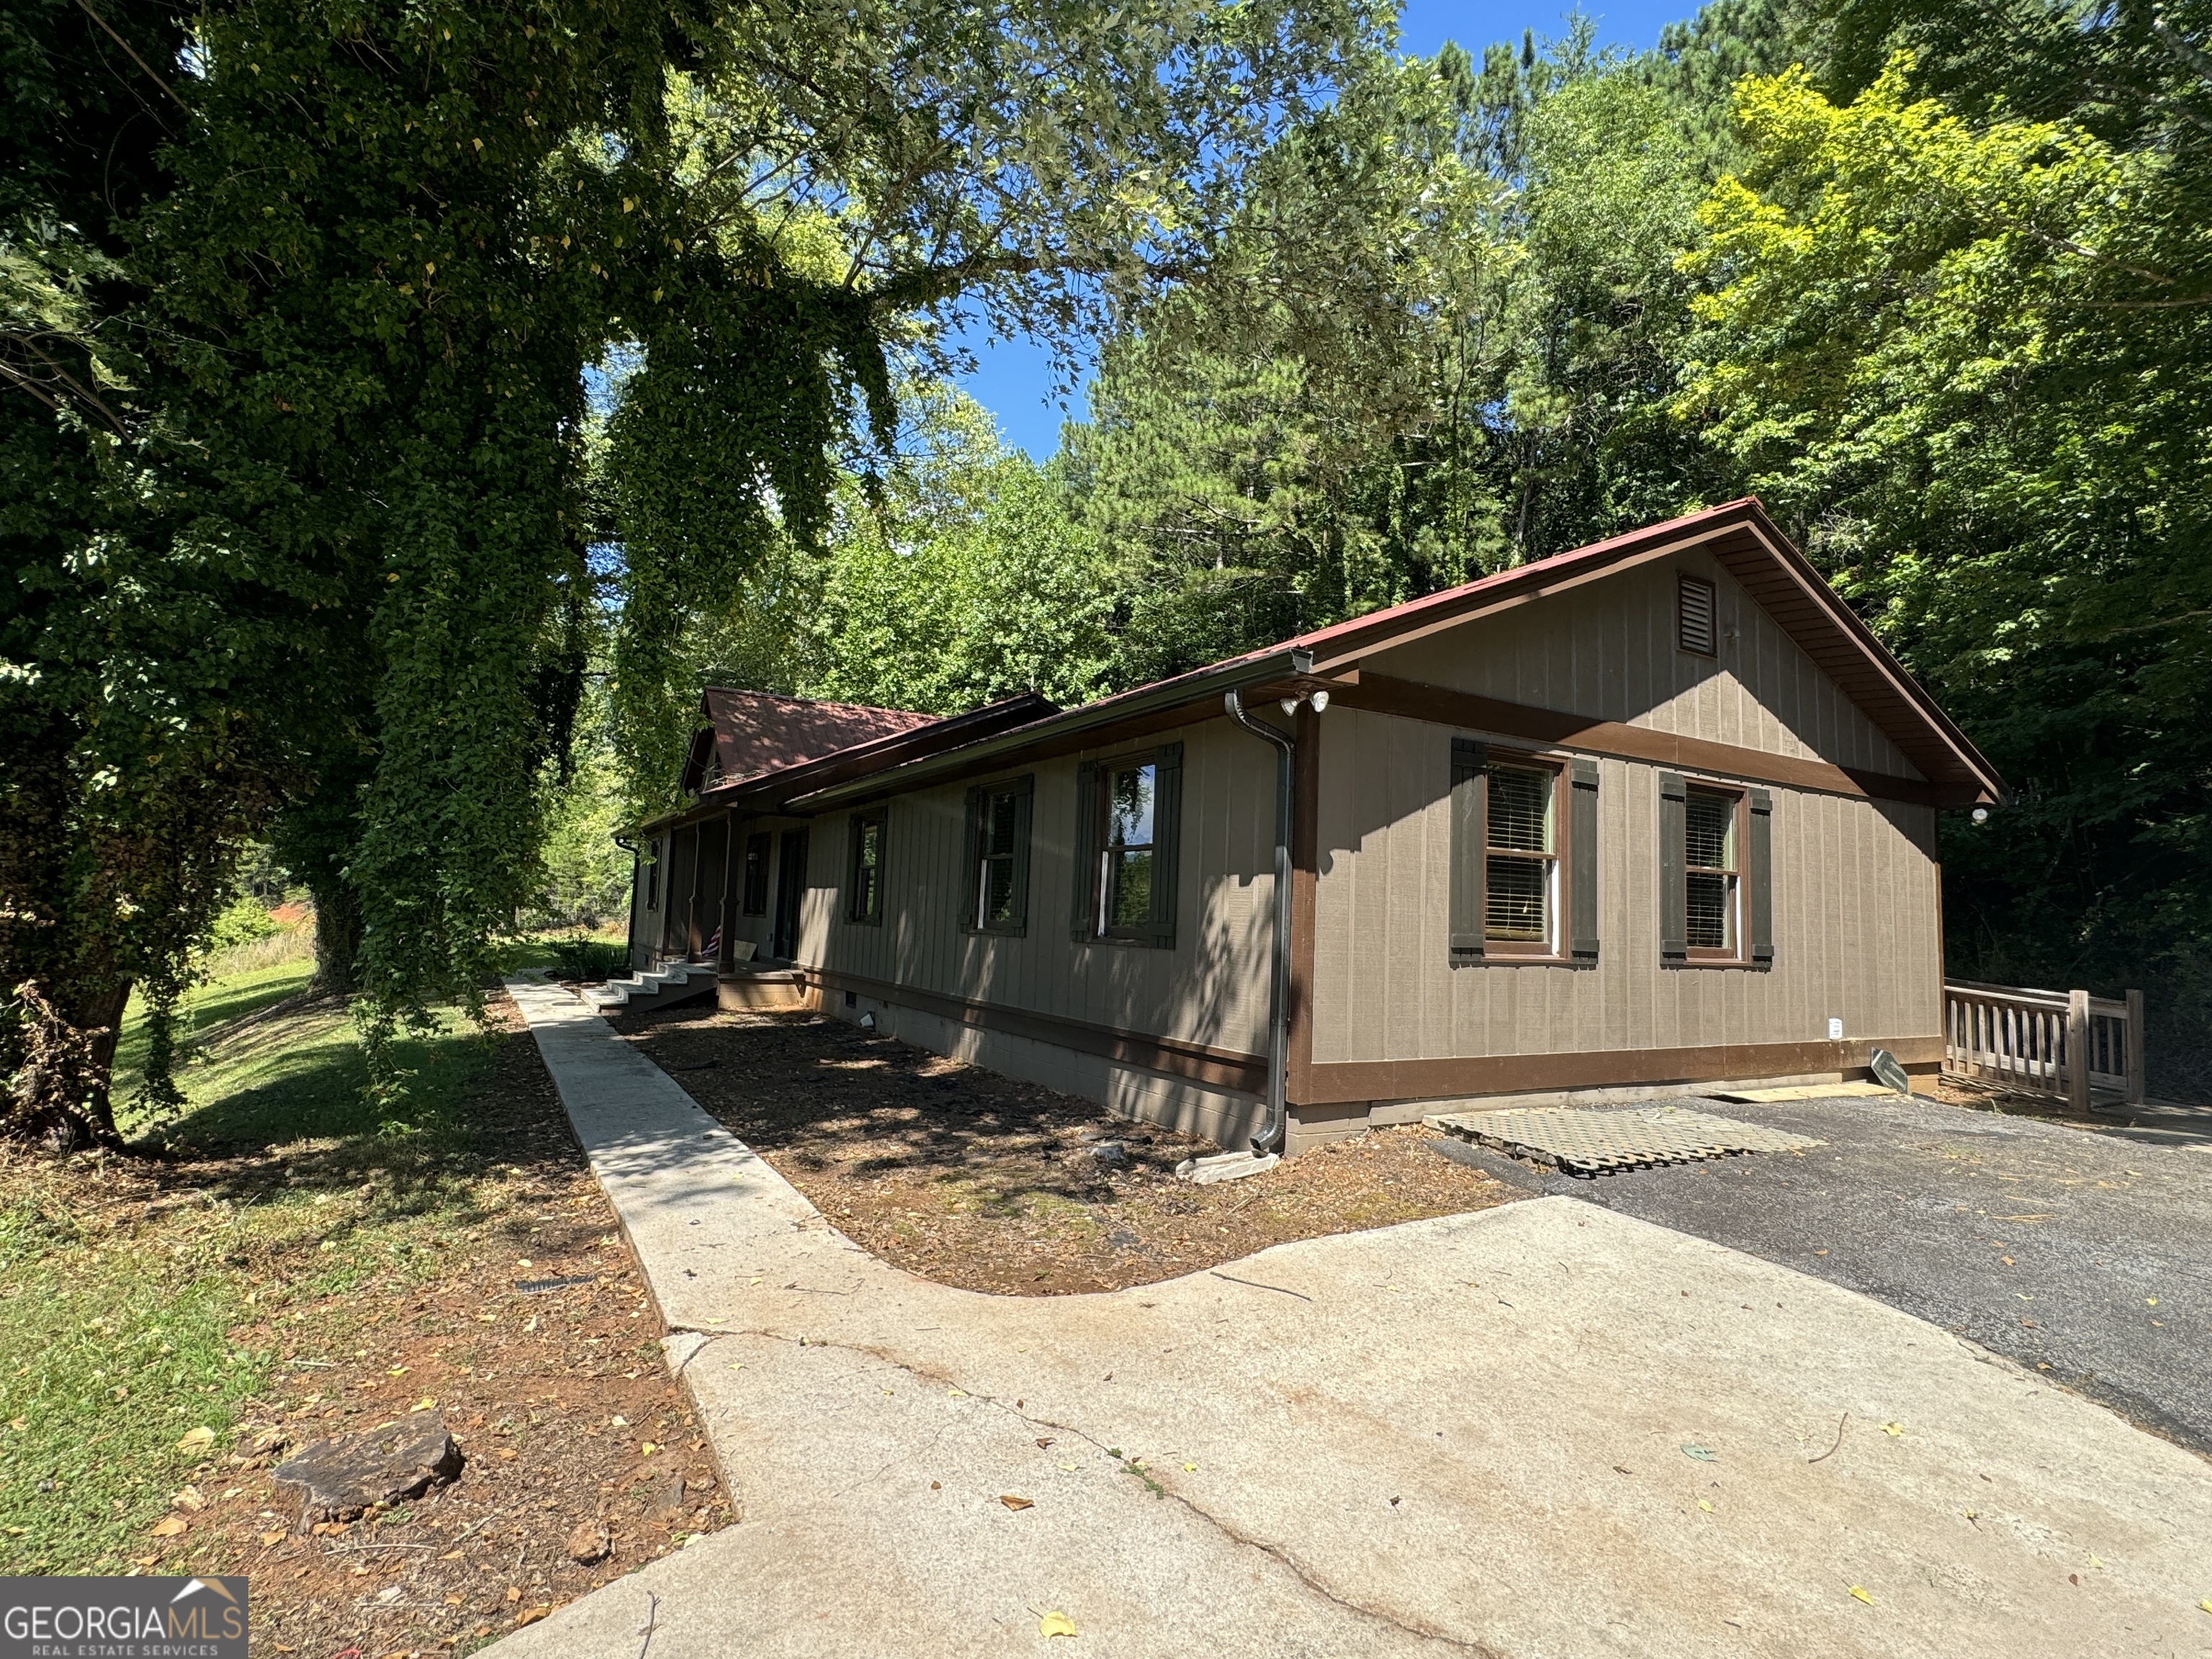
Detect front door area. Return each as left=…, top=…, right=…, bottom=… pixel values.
left=771, top=827, right=809, bottom=963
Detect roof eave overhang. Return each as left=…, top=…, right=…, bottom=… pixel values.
left=624, top=692, right=1061, bottom=837
left=786, top=647, right=1323, bottom=813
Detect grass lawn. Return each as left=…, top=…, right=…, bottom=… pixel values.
left=1, top=945, right=724, bottom=1653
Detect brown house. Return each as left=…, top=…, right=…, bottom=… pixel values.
left=624, top=500, right=2003, bottom=1156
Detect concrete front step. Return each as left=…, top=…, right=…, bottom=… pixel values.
left=582, top=963, right=716, bottom=1015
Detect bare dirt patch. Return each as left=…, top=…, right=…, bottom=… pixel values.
left=612, top=1003, right=1519, bottom=1295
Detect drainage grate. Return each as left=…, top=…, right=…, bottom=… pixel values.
left=1426, top=1104, right=1821, bottom=1175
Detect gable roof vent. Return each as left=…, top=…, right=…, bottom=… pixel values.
left=1678, top=573, right=1717, bottom=656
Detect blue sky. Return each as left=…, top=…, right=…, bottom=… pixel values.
left=952, top=0, right=1694, bottom=459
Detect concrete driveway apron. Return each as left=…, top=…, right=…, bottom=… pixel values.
left=495, top=979, right=2212, bottom=1659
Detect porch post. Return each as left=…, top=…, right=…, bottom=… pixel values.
left=2125, top=988, right=2146, bottom=1105
left=2067, top=988, right=2092, bottom=1113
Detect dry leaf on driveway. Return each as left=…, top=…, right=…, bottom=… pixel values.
left=999, top=1495, right=1034, bottom=1511
left=1038, top=1610, right=1079, bottom=1637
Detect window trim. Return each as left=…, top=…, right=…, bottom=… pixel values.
left=1678, top=572, right=1719, bottom=657
left=1675, top=776, right=1753, bottom=968
left=1074, top=743, right=1184, bottom=949
left=845, top=806, right=886, bottom=926
left=1450, top=740, right=1584, bottom=968
left=963, top=774, right=1033, bottom=938
left=1480, top=754, right=1568, bottom=959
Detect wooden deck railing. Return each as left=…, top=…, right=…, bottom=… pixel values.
left=1942, top=979, right=2146, bottom=1109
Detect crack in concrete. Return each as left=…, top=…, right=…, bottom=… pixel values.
left=665, top=1323, right=1499, bottom=1655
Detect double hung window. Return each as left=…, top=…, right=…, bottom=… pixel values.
left=1482, top=763, right=1557, bottom=948
left=964, top=777, right=1033, bottom=935
left=1073, top=745, right=1182, bottom=947
left=740, top=832, right=770, bottom=915
left=847, top=809, right=886, bottom=925
left=1683, top=786, right=1738, bottom=954
left=1102, top=762, right=1156, bottom=933
left=1659, top=772, right=1773, bottom=966
left=1450, top=739, right=1598, bottom=963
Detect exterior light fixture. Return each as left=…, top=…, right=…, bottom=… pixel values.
left=1972, top=806, right=1990, bottom=824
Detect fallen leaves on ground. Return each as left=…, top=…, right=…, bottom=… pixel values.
left=1039, top=1610, right=1079, bottom=1637
left=616, top=1007, right=1517, bottom=1296
left=20, top=992, right=734, bottom=1658
left=999, top=1495, right=1034, bottom=1511
left=1848, top=1586, right=1874, bottom=1606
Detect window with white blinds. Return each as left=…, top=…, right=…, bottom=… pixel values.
left=1684, top=784, right=1739, bottom=953
left=1485, top=763, right=1557, bottom=948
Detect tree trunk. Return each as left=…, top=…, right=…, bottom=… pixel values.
left=310, top=880, right=362, bottom=997
left=72, top=977, right=131, bottom=1142
left=5, top=974, right=130, bottom=1151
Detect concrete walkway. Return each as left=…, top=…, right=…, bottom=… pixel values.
left=497, top=979, right=2212, bottom=1658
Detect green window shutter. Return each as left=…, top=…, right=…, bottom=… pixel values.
left=1748, top=787, right=1775, bottom=963
left=1658, top=770, right=1688, bottom=960
left=961, top=785, right=984, bottom=933
left=1071, top=760, right=1100, bottom=941
left=1449, top=737, right=1486, bottom=960
left=1146, top=742, right=1183, bottom=948
left=1569, top=757, right=1600, bottom=960
left=1007, top=776, right=1034, bottom=932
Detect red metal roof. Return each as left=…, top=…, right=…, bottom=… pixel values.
left=682, top=688, right=937, bottom=796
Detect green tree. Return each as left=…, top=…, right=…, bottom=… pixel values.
left=801, top=388, right=1114, bottom=716
left=1679, top=58, right=2212, bottom=1077
left=618, top=385, right=1112, bottom=806
left=1, top=0, right=265, bottom=1141
left=601, top=0, right=1390, bottom=810
left=4, top=0, right=1383, bottom=1138
left=1066, top=31, right=1731, bottom=681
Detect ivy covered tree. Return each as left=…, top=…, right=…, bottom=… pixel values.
left=1, top=0, right=1382, bottom=1141
left=600, top=0, right=1389, bottom=810
left=1, top=0, right=255, bottom=1141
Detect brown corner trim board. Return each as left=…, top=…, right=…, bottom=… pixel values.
left=1298, top=1035, right=1946, bottom=1107
left=1332, top=673, right=1964, bottom=809
left=806, top=968, right=1270, bottom=1096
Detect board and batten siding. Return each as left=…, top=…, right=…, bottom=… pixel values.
left=796, top=716, right=1278, bottom=1060
left=1377, top=549, right=1925, bottom=781
left=1311, top=546, right=1943, bottom=1076
left=1308, top=706, right=1941, bottom=1070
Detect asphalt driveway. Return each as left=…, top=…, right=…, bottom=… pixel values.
left=1460, top=1093, right=2212, bottom=1453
